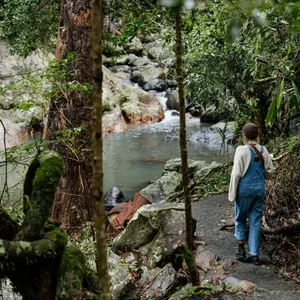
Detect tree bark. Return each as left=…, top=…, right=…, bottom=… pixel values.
left=47, top=0, right=94, bottom=232
left=92, top=0, right=112, bottom=299
left=175, top=8, right=200, bottom=286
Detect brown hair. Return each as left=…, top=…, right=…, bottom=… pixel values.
left=242, top=123, right=259, bottom=140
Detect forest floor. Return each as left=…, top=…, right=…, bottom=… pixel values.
left=192, top=193, right=300, bottom=300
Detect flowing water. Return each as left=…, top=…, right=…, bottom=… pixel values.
left=103, top=92, right=234, bottom=200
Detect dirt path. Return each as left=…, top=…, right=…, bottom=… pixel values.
left=192, top=193, right=299, bottom=300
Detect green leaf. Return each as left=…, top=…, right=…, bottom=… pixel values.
left=277, top=78, right=284, bottom=109
left=291, top=80, right=300, bottom=112
left=266, top=97, right=277, bottom=128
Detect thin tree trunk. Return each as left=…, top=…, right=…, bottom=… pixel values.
left=91, top=0, right=112, bottom=299
left=175, top=8, right=200, bottom=287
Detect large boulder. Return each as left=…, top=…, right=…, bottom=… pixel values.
left=102, top=66, right=164, bottom=131
left=140, top=182, right=164, bottom=204
left=140, top=64, right=165, bottom=83
left=166, top=89, right=179, bottom=111
left=194, top=161, right=223, bottom=184
left=157, top=171, right=183, bottom=198
left=0, top=41, right=53, bottom=146
left=131, top=56, right=150, bottom=67
left=112, top=203, right=196, bottom=269
left=163, top=158, right=207, bottom=176
left=125, top=37, right=144, bottom=55
left=143, top=79, right=168, bottom=91
left=109, top=65, right=131, bottom=74
left=140, top=159, right=210, bottom=203
left=144, top=39, right=164, bottom=60
left=121, top=90, right=164, bottom=124
left=103, top=55, right=130, bottom=66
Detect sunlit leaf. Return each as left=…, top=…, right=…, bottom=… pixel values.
left=277, top=78, right=284, bottom=109
left=266, top=97, right=277, bottom=128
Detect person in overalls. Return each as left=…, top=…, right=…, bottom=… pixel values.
left=229, top=123, right=274, bottom=264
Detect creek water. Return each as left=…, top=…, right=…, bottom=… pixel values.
left=103, top=92, right=234, bottom=200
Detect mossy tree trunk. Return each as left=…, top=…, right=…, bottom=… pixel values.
left=175, top=7, right=200, bottom=286
left=0, top=151, right=100, bottom=299
left=46, top=0, right=94, bottom=233
left=0, top=151, right=66, bottom=299
left=92, top=0, right=112, bottom=299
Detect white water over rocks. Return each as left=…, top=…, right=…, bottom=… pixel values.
left=103, top=91, right=234, bottom=200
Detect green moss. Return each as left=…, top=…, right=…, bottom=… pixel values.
left=120, top=93, right=130, bottom=105
left=18, top=150, right=64, bottom=241
left=23, top=156, right=40, bottom=213
left=44, top=228, right=68, bottom=250
left=58, top=246, right=85, bottom=276
left=56, top=246, right=86, bottom=299
left=102, top=103, right=111, bottom=113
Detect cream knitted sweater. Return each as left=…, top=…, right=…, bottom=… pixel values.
left=228, top=144, right=274, bottom=201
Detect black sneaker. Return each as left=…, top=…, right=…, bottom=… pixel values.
left=246, top=255, right=261, bottom=265
left=235, top=243, right=246, bottom=260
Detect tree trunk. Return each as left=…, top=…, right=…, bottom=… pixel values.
left=0, top=151, right=99, bottom=299
left=47, top=0, right=94, bottom=232
left=91, top=0, right=112, bottom=299
left=175, top=8, right=200, bottom=286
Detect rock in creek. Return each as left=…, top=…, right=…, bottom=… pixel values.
left=139, top=159, right=218, bottom=203
left=194, top=161, right=223, bottom=184
left=109, top=65, right=131, bottom=74
left=112, top=203, right=196, bottom=269
left=163, top=158, right=207, bottom=176
left=104, top=187, right=124, bottom=211
left=140, top=182, right=164, bottom=204
left=140, top=64, right=166, bottom=83
left=157, top=171, right=183, bottom=198
left=143, top=79, right=168, bottom=92
left=166, top=89, right=179, bottom=111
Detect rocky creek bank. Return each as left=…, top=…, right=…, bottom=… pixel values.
left=104, top=137, right=300, bottom=299
left=0, top=33, right=221, bottom=146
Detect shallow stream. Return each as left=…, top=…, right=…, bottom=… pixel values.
left=103, top=93, right=234, bottom=200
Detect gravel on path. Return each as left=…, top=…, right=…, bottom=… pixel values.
left=192, top=193, right=299, bottom=300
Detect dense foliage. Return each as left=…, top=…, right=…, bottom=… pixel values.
left=0, top=0, right=59, bottom=56
left=184, top=0, right=300, bottom=140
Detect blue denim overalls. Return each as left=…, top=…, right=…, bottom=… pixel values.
left=235, top=145, right=265, bottom=256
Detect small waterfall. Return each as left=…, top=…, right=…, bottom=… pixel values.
left=151, top=91, right=180, bottom=122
